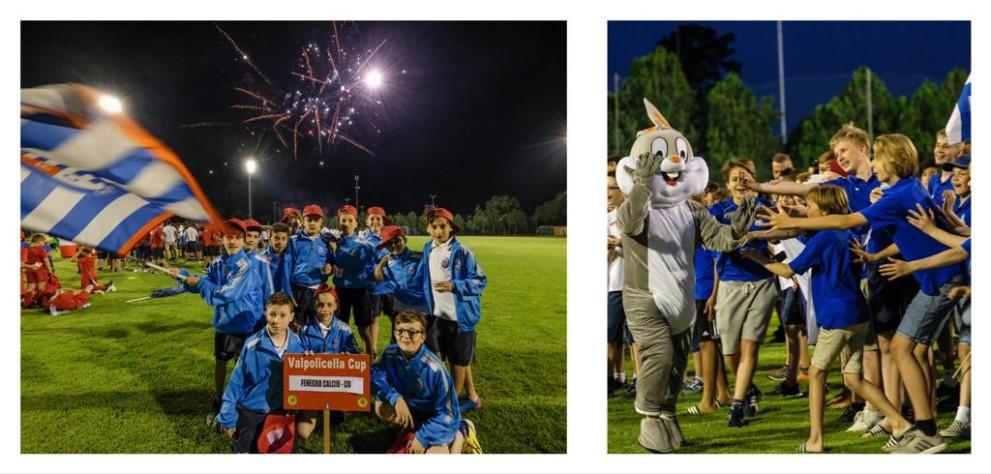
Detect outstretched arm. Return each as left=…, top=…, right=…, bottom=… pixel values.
left=879, top=247, right=969, bottom=280
left=906, top=204, right=970, bottom=248
left=688, top=199, right=753, bottom=253
left=760, top=205, right=867, bottom=231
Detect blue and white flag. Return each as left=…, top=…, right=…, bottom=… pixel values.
left=21, top=84, right=223, bottom=255
left=945, top=75, right=971, bottom=145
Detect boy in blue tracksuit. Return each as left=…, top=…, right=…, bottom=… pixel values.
left=363, top=207, right=400, bottom=340
left=170, top=219, right=266, bottom=426
left=218, top=292, right=306, bottom=453
left=290, top=204, right=335, bottom=326
left=372, top=310, right=479, bottom=454
left=330, top=205, right=378, bottom=356
left=263, top=222, right=294, bottom=299
left=414, top=207, right=487, bottom=411
left=373, top=225, right=429, bottom=329
left=295, top=285, right=360, bottom=440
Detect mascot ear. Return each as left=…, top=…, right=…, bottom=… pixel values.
left=643, top=98, right=671, bottom=130
left=616, top=156, right=636, bottom=196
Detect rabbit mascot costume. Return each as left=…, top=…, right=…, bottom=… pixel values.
left=616, top=99, right=757, bottom=453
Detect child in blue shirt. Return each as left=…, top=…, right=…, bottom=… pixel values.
left=372, top=225, right=429, bottom=335
left=290, top=204, right=335, bottom=326
left=761, top=133, right=964, bottom=453
left=331, top=205, right=378, bottom=356
left=372, top=310, right=479, bottom=454
left=745, top=185, right=913, bottom=453
left=295, top=285, right=360, bottom=441
left=218, top=292, right=306, bottom=453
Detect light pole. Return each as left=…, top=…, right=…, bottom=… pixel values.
left=354, top=175, right=360, bottom=210
left=245, top=157, right=257, bottom=218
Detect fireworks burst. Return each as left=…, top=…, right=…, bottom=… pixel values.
left=218, top=22, right=399, bottom=161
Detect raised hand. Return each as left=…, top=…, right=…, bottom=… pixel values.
left=756, top=204, right=794, bottom=230
left=848, top=239, right=875, bottom=264
left=878, top=258, right=912, bottom=280
left=624, top=152, right=662, bottom=187
left=905, top=203, right=936, bottom=234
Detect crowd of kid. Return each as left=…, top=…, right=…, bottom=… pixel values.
left=609, top=125, right=972, bottom=454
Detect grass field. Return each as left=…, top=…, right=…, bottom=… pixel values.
left=20, top=236, right=566, bottom=454
left=608, top=316, right=972, bottom=454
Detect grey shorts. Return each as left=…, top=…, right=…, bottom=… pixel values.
left=811, top=322, right=868, bottom=374
left=955, top=299, right=971, bottom=346
left=896, top=276, right=965, bottom=345
left=714, top=278, right=778, bottom=355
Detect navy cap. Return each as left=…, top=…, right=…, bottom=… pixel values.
left=942, top=155, right=971, bottom=171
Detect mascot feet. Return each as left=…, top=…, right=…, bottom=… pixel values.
left=639, top=416, right=678, bottom=453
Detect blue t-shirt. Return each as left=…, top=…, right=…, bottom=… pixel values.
left=823, top=174, right=881, bottom=253
left=954, top=196, right=971, bottom=227
left=710, top=197, right=774, bottom=282
left=787, top=229, right=869, bottom=330
left=928, top=173, right=955, bottom=207
left=859, top=177, right=966, bottom=295
left=694, top=244, right=716, bottom=300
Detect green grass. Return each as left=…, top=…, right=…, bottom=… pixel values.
left=608, top=316, right=972, bottom=454
left=21, top=236, right=566, bottom=453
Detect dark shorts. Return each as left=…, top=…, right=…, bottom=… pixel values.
left=779, top=287, right=806, bottom=327
left=867, top=262, right=920, bottom=333
left=151, top=248, right=164, bottom=259
left=291, top=285, right=318, bottom=326
left=336, top=287, right=373, bottom=327
left=215, top=331, right=249, bottom=361
left=690, top=299, right=718, bottom=352
left=232, top=407, right=267, bottom=453
left=607, top=291, right=626, bottom=345
left=433, top=318, right=475, bottom=366
left=370, top=293, right=398, bottom=319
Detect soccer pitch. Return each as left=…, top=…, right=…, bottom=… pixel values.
left=20, top=236, right=566, bottom=454
left=607, top=318, right=972, bottom=454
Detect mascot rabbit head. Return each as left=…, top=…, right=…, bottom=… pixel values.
left=616, top=99, right=709, bottom=208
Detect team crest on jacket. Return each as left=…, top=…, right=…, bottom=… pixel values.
left=441, top=258, right=450, bottom=268
left=317, top=246, right=326, bottom=256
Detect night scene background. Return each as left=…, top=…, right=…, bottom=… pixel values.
left=21, top=22, right=567, bottom=223
left=608, top=21, right=970, bottom=178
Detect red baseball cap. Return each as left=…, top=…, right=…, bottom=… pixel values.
left=315, top=284, right=339, bottom=305
left=302, top=204, right=324, bottom=218
left=223, top=218, right=248, bottom=236
left=242, top=218, right=263, bottom=231
left=376, top=225, right=406, bottom=249
left=366, top=206, right=392, bottom=225
left=426, top=207, right=461, bottom=233
left=338, top=205, right=358, bottom=217
left=828, top=158, right=849, bottom=177
left=282, top=207, right=301, bottom=219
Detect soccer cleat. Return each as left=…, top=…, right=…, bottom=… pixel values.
left=889, top=428, right=947, bottom=454
left=767, top=365, right=789, bottom=382
left=728, top=402, right=746, bottom=428
left=847, top=409, right=883, bottom=433
left=939, top=420, right=970, bottom=439
left=107, top=281, right=117, bottom=292
left=460, top=419, right=482, bottom=454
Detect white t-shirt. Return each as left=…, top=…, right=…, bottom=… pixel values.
left=162, top=225, right=177, bottom=244
left=607, top=209, right=624, bottom=292
left=429, top=238, right=458, bottom=321
left=184, top=226, right=199, bottom=242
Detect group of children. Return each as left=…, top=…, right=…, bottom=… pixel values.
left=609, top=124, right=972, bottom=454
left=21, top=233, right=116, bottom=316
left=168, top=205, right=487, bottom=453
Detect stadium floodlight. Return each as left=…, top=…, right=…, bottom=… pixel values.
left=245, top=157, right=257, bottom=218
left=98, top=95, right=123, bottom=114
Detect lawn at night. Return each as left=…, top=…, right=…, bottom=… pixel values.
left=20, top=236, right=566, bottom=453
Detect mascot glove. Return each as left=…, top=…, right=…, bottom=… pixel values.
left=626, top=153, right=663, bottom=187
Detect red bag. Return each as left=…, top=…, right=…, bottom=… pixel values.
left=257, top=413, right=296, bottom=454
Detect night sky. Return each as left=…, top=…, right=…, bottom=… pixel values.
left=22, top=21, right=567, bottom=221
left=609, top=21, right=970, bottom=135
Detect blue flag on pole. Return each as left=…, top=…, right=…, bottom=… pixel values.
left=21, top=84, right=223, bottom=255
left=945, top=75, right=971, bottom=145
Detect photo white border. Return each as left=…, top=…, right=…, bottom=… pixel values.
left=3, top=0, right=984, bottom=472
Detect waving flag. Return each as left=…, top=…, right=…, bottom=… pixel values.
left=945, top=75, right=971, bottom=145
left=21, top=84, right=223, bottom=255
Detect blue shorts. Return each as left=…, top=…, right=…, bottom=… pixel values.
left=896, top=276, right=965, bottom=345
left=955, top=299, right=971, bottom=346
left=607, top=291, right=626, bottom=344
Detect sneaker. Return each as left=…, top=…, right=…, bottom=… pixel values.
left=840, top=403, right=864, bottom=422
left=460, top=419, right=482, bottom=454
left=728, top=402, right=746, bottom=428
left=847, top=409, right=883, bottom=433
left=107, top=281, right=117, bottom=292
left=206, top=399, right=221, bottom=427
left=745, top=386, right=762, bottom=417
left=889, top=428, right=947, bottom=454
left=681, top=377, right=703, bottom=394
left=767, top=365, right=789, bottom=382
left=939, top=420, right=971, bottom=439
left=459, top=396, right=482, bottom=412
left=48, top=304, right=61, bottom=317
left=772, top=381, right=802, bottom=397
